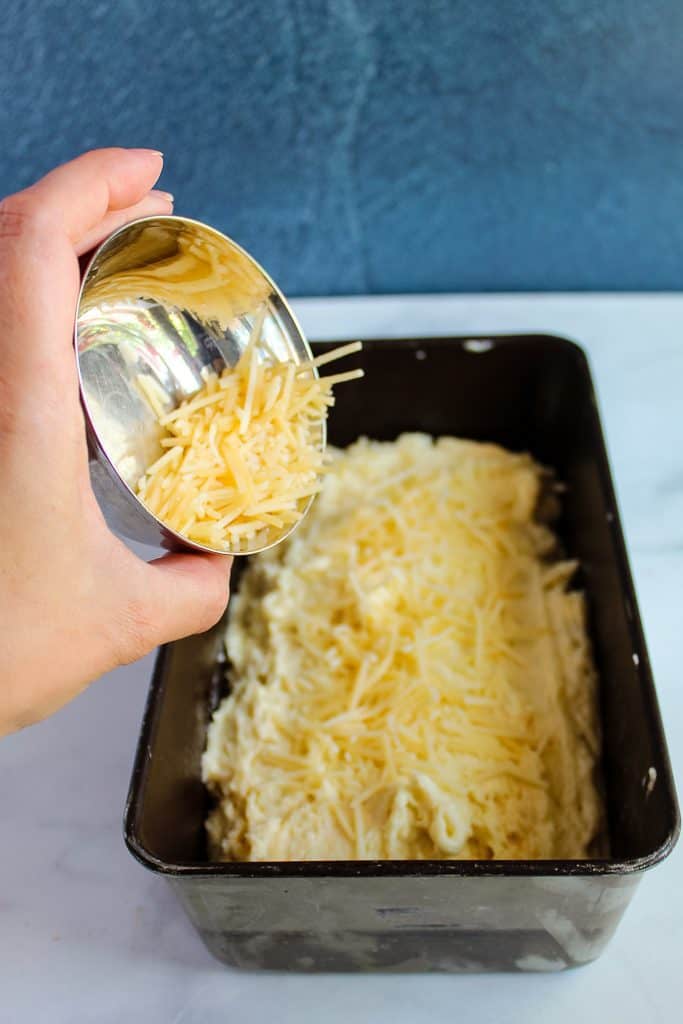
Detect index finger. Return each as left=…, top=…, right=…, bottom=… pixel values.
left=0, top=148, right=165, bottom=388
left=22, top=147, right=164, bottom=245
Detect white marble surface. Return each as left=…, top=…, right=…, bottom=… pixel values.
left=2, top=294, right=681, bottom=1023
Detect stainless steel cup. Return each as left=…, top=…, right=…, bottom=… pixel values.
left=75, top=216, right=319, bottom=554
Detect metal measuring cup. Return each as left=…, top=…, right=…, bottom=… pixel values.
left=75, top=216, right=320, bottom=554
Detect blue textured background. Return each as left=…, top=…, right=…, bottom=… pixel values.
left=1, top=0, right=682, bottom=295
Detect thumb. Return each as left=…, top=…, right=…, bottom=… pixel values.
left=119, top=553, right=233, bottom=660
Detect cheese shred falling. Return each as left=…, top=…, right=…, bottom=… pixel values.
left=135, top=324, right=363, bottom=551
left=203, top=434, right=603, bottom=861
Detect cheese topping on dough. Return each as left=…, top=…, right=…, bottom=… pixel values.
left=203, top=434, right=602, bottom=859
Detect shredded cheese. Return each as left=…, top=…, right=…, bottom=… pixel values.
left=135, top=326, right=363, bottom=551
left=202, top=434, right=603, bottom=861
left=81, top=231, right=271, bottom=328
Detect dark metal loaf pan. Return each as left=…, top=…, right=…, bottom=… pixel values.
left=125, top=334, right=679, bottom=972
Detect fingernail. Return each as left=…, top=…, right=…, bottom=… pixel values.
left=153, top=189, right=174, bottom=202
left=129, top=148, right=164, bottom=160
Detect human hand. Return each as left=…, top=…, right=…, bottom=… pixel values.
left=0, top=148, right=232, bottom=735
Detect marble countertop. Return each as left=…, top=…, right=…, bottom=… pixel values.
left=2, top=294, right=681, bottom=1023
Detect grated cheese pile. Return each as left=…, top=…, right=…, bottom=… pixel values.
left=203, top=434, right=603, bottom=860
left=135, top=327, right=363, bottom=551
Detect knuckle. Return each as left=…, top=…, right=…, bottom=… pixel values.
left=0, top=396, right=20, bottom=443
left=0, top=196, right=30, bottom=241
left=0, top=192, right=56, bottom=243
left=194, top=568, right=229, bottom=633
left=0, top=368, right=25, bottom=445
left=115, top=597, right=157, bottom=664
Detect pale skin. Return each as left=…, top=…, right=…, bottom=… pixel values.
left=0, top=148, right=233, bottom=736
